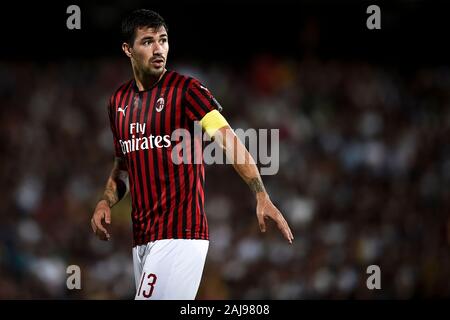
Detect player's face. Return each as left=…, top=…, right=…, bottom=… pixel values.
left=130, top=26, right=169, bottom=77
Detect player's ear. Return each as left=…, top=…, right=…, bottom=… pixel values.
left=122, top=42, right=132, bottom=58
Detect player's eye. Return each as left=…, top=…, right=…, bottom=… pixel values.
left=160, top=38, right=167, bottom=44
left=143, top=40, right=152, bottom=46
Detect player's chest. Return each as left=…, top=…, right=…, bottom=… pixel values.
left=114, top=91, right=184, bottom=139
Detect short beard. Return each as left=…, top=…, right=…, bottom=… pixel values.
left=143, top=63, right=165, bottom=78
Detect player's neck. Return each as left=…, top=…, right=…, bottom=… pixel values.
left=133, top=68, right=166, bottom=91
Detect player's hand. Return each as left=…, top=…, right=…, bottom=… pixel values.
left=91, top=200, right=111, bottom=241
left=256, top=193, right=294, bottom=244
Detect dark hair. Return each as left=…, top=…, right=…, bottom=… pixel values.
left=121, top=9, right=168, bottom=45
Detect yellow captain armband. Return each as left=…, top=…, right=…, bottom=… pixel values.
left=199, top=109, right=230, bottom=138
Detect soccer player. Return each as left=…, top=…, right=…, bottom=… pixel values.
left=90, top=9, right=294, bottom=300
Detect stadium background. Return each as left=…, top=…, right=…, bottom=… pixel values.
left=0, top=0, right=449, bottom=299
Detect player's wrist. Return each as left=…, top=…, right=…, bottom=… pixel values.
left=98, top=198, right=111, bottom=208
left=256, top=191, right=270, bottom=202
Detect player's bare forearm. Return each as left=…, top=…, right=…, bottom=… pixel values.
left=212, top=126, right=294, bottom=243
left=100, top=156, right=129, bottom=208
left=91, top=157, right=128, bottom=240
left=232, top=157, right=269, bottom=200
left=212, top=126, right=266, bottom=195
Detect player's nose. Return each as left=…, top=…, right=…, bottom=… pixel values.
left=153, top=42, right=164, bottom=55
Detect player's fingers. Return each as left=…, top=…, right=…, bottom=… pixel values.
left=276, top=211, right=290, bottom=232
left=257, top=214, right=266, bottom=233
left=96, top=229, right=109, bottom=241
left=277, top=216, right=294, bottom=244
left=287, top=223, right=294, bottom=241
left=279, top=216, right=290, bottom=235
left=91, top=218, right=108, bottom=241
left=94, top=214, right=109, bottom=237
left=285, top=225, right=294, bottom=244
left=281, top=217, right=294, bottom=241
left=96, top=227, right=110, bottom=241
left=277, top=221, right=290, bottom=241
left=282, top=226, right=293, bottom=244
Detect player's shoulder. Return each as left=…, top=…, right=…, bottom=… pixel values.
left=169, top=70, right=208, bottom=90
left=174, top=71, right=222, bottom=111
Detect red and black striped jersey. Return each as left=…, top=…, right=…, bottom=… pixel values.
left=107, top=70, right=222, bottom=246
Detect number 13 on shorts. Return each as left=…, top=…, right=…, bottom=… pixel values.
left=136, top=272, right=158, bottom=299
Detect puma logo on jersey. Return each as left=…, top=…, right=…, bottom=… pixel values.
left=118, top=105, right=128, bottom=117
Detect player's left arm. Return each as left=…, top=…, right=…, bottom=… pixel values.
left=200, top=111, right=294, bottom=244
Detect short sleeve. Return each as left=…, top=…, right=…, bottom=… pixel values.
left=184, top=78, right=223, bottom=122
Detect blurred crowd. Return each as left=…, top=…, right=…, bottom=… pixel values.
left=0, top=54, right=449, bottom=299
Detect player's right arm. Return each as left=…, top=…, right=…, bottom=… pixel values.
left=91, top=156, right=129, bottom=241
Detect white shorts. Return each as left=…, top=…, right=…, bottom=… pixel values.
left=132, top=239, right=209, bottom=300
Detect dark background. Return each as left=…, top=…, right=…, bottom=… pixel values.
left=1, top=0, right=449, bottom=64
